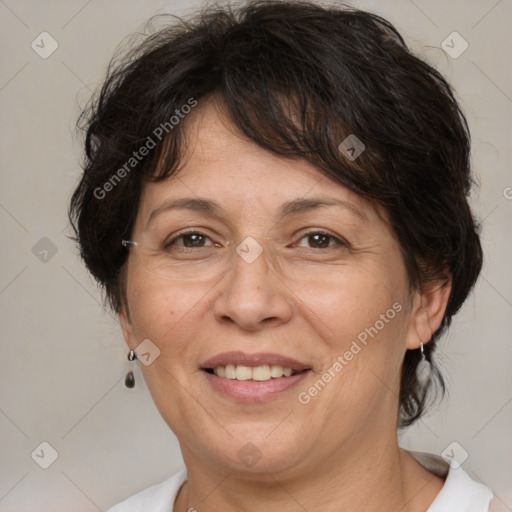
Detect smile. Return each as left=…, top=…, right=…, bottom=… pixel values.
left=200, top=351, right=312, bottom=402
left=207, top=364, right=300, bottom=380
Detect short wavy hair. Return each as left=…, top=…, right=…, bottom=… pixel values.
left=69, top=0, right=482, bottom=427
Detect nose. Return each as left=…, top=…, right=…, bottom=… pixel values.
left=213, top=241, right=293, bottom=331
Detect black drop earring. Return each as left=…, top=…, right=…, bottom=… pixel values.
left=125, top=349, right=137, bottom=388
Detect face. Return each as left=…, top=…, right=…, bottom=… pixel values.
left=120, top=101, right=438, bottom=478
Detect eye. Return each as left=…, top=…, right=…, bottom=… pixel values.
left=293, top=230, right=346, bottom=249
left=165, top=230, right=216, bottom=249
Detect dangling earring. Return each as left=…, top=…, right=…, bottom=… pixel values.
left=416, top=342, right=431, bottom=385
left=125, top=349, right=137, bottom=388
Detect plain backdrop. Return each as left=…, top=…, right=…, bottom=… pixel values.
left=0, top=0, right=511, bottom=510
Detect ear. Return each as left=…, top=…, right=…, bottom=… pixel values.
left=405, top=277, right=452, bottom=350
left=119, top=304, right=136, bottom=350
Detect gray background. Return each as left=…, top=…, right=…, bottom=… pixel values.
left=0, top=0, right=510, bottom=510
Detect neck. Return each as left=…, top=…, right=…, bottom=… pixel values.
left=175, top=429, right=443, bottom=512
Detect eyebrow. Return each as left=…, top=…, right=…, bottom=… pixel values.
left=146, top=196, right=368, bottom=226
left=279, top=197, right=368, bottom=222
left=147, top=198, right=223, bottom=226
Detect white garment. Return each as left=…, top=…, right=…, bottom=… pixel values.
left=106, top=451, right=494, bottom=512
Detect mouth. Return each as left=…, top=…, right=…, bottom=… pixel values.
left=200, top=351, right=312, bottom=402
left=203, top=365, right=307, bottom=380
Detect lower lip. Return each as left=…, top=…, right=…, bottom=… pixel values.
left=202, top=370, right=311, bottom=402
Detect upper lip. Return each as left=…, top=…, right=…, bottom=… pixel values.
left=200, top=351, right=311, bottom=372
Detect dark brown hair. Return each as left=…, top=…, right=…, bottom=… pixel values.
left=69, top=0, right=482, bottom=426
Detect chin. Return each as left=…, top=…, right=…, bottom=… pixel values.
left=211, top=433, right=308, bottom=475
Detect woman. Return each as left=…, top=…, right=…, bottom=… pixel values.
left=69, top=1, right=494, bottom=510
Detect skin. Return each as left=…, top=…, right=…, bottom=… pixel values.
left=120, top=99, right=451, bottom=512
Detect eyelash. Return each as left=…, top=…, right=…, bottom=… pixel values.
left=165, top=229, right=347, bottom=250
left=293, top=230, right=347, bottom=249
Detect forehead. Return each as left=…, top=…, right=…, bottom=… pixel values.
left=136, top=100, right=385, bottom=227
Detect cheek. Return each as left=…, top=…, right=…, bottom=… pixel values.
left=124, top=270, right=215, bottom=428
left=296, top=262, right=407, bottom=346
left=125, top=264, right=212, bottom=343
left=294, top=262, right=410, bottom=409
left=124, top=265, right=225, bottom=396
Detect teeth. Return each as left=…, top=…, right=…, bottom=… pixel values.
left=270, top=365, right=284, bottom=378
left=213, top=364, right=298, bottom=381
left=236, top=365, right=253, bottom=380
left=252, top=365, right=271, bottom=381
left=225, top=364, right=237, bottom=379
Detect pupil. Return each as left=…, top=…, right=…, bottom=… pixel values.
left=184, top=234, right=204, bottom=247
left=310, top=234, right=329, bottom=248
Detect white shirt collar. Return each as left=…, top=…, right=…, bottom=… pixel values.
left=106, top=451, right=494, bottom=511
left=408, top=451, right=494, bottom=511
